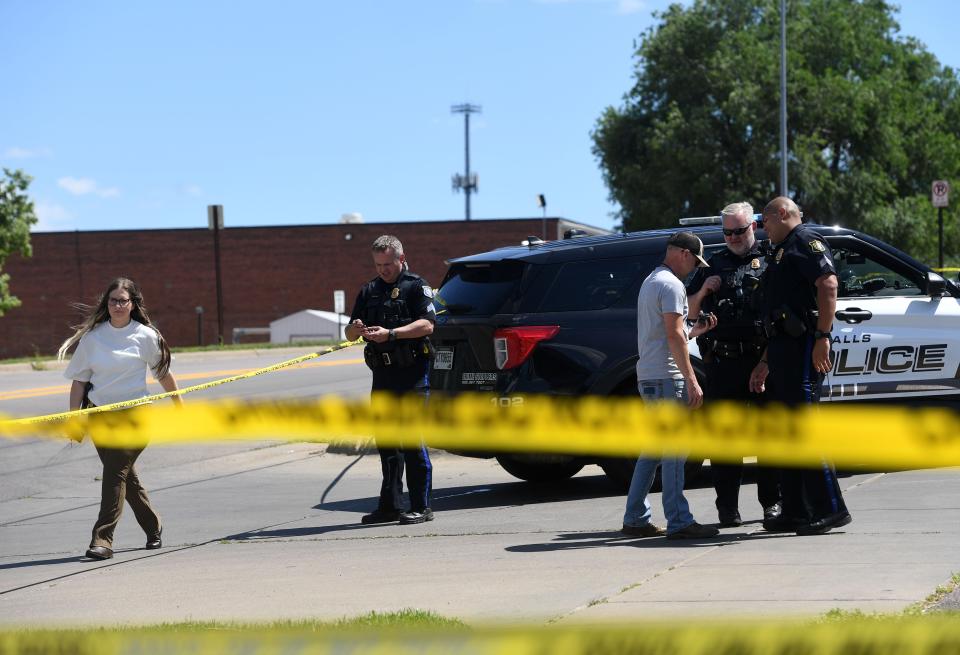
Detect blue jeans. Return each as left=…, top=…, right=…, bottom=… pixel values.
left=623, top=378, right=695, bottom=535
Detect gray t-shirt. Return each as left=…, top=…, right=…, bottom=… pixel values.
left=636, top=265, right=689, bottom=380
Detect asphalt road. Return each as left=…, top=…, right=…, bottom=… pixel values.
left=1, top=348, right=958, bottom=625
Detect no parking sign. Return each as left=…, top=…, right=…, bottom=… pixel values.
left=932, top=180, right=950, bottom=207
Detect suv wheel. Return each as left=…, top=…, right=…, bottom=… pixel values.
left=495, top=454, right=584, bottom=483
left=599, top=457, right=705, bottom=493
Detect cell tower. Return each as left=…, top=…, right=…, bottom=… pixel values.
left=451, top=103, right=481, bottom=221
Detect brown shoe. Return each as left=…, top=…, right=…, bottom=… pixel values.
left=666, top=521, right=720, bottom=540
left=85, top=546, right=113, bottom=560
left=621, top=523, right=666, bottom=537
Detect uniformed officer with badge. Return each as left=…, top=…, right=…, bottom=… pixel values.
left=687, top=201, right=782, bottom=528
left=749, top=197, right=852, bottom=535
left=345, top=235, right=436, bottom=526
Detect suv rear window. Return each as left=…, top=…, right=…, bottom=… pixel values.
left=537, top=256, right=658, bottom=312
left=435, top=260, right=527, bottom=316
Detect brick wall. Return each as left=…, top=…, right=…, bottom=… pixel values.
left=0, top=218, right=557, bottom=359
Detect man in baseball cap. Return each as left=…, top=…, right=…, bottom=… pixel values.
left=667, top=231, right=710, bottom=268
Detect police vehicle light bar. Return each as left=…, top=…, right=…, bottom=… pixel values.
left=679, top=214, right=762, bottom=226
left=678, top=212, right=801, bottom=227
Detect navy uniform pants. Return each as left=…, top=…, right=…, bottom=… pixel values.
left=372, top=362, right=433, bottom=513
left=766, top=335, right=847, bottom=521
left=704, top=354, right=781, bottom=512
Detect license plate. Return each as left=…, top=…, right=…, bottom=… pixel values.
left=434, top=348, right=454, bottom=370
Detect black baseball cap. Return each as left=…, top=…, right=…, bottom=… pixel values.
left=667, top=231, right=709, bottom=267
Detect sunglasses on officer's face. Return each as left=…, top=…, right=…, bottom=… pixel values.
left=722, top=225, right=752, bottom=237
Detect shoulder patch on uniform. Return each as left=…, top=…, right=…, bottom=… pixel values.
left=422, top=285, right=434, bottom=298
left=809, top=240, right=825, bottom=253
left=775, top=249, right=784, bottom=263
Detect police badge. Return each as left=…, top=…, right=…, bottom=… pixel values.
left=751, top=258, right=760, bottom=269
left=390, top=287, right=400, bottom=299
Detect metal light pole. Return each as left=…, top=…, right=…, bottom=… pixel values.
left=779, top=0, right=788, bottom=196
left=207, top=205, right=225, bottom=345
left=451, top=103, right=481, bottom=220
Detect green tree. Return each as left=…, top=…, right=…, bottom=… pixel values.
left=0, top=168, right=38, bottom=315
left=593, top=0, right=960, bottom=242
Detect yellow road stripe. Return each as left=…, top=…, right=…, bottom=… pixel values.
left=0, top=357, right=365, bottom=402
left=2, top=341, right=363, bottom=423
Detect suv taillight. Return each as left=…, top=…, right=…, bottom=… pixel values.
left=493, top=326, right=560, bottom=370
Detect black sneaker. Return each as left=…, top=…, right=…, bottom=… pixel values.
left=360, top=509, right=401, bottom=525
left=399, top=508, right=434, bottom=525
left=717, top=507, right=742, bottom=527
left=666, top=522, right=720, bottom=540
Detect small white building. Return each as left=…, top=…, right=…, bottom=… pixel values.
left=270, top=309, right=347, bottom=344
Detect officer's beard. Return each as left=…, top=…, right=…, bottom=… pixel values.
left=727, top=235, right=756, bottom=257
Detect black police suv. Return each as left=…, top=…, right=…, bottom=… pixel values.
left=429, top=224, right=960, bottom=488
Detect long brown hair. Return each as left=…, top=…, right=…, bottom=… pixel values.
left=57, top=277, right=172, bottom=379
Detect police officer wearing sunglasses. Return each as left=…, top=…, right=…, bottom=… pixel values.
left=688, top=202, right=782, bottom=528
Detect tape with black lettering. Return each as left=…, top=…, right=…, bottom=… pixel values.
left=2, top=393, right=960, bottom=469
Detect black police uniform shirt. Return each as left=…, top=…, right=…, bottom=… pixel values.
left=761, top=224, right=837, bottom=330
left=349, top=271, right=436, bottom=390
left=688, top=240, right=768, bottom=343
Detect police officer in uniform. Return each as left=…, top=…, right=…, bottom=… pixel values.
left=688, top=202, right=782, bottom=528
left=750, top=197, right=852, bottom=536
left=345, top=235, right=436, bottom=526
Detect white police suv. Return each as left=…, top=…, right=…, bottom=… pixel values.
left=690, top=222, right=960, bottom=404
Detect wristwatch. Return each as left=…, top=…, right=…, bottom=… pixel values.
left=388, top=329, right=397, bottom=342
left=812, top=330, right=832, bottom=340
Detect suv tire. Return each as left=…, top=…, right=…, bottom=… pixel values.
left=495, top=454, right=584, bottom=483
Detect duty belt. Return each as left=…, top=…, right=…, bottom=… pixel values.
left=712, top=341, right=762, bottom=359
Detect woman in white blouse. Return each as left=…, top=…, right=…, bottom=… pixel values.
left=58, top=278, right=182, bottom=561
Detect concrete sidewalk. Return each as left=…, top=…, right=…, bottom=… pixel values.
left=1, top=440, right=958, bottom=626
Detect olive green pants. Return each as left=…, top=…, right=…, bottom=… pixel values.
left=90, top=444, right=161, bottom=549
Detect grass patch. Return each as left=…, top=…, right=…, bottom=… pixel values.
left=819, top=571, right=960, bottom=622
left=8, top=610, right=466, bottom=635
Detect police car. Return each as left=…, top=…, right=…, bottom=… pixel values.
left=429, top=222, right=960, bottom=487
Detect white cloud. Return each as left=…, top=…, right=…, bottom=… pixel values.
left=3, top=146, right=52, bottom=159
left=616, top=0, right=646, bottom=14
left=57, top=176, right=120, bottom=198
left=181, top=184, right=203, bottom=197
left=32, top=201, right=75, bottom=232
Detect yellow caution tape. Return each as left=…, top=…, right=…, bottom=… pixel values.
left=2, top=392, right=960, bottom=469
left=9, top=339, right=363, bottom=425
left=3, top=616, right=960, bottom=655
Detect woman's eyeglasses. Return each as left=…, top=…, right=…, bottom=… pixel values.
left=108, top=298, right=132, bottom=307
left=722, top=225, right=752, bottom=237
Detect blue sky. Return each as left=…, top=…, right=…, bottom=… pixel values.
left=2, top=1, right=958, bottom=233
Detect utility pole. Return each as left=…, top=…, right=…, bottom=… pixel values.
left=207, top=205, right=225, bottom=345
left=451, top=103, right=481, bottom=220
left=779, top=0, right=788, bottom=196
